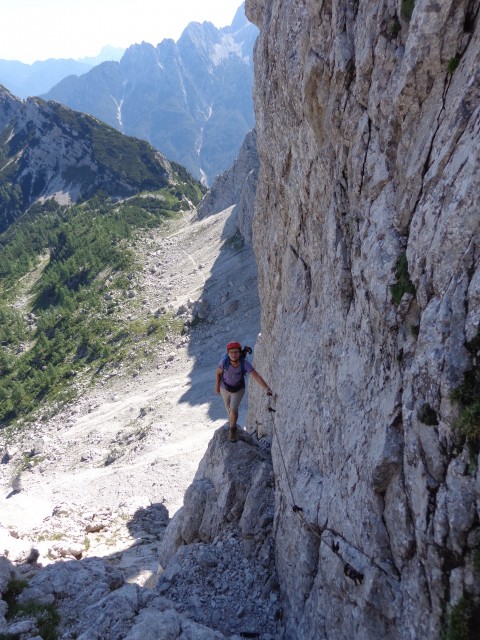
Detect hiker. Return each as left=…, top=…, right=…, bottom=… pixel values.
left=215, top=341, right=272, bottom=442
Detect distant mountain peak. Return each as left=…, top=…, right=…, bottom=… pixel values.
left=42, top=6, right=258, bottom=185
left=77, top=45, right=125, bottom=65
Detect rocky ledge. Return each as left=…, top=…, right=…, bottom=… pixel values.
left=0, top=428, right=281, bottom=639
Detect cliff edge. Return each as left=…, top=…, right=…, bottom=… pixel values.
left=245, top=0, right=479, bottom=638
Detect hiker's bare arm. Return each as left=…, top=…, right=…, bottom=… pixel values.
left=215, top=367, right=223, bottom=393
left=250, top=370, right=272, bottom=394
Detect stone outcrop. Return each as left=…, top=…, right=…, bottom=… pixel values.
left=0, top=85, right=22, bottom=131
left=158, top=427, right=280, bottom=639
left=244, top=0, right=480, bottom=638
left=0, top=430, right=280, bottom=639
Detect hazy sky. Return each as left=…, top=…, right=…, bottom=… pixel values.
left=0, top=0, right=245, bottom=63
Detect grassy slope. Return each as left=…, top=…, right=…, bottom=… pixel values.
left=0, top=174, right=203, bottom=428
left=0, top=99, right=191, bottom=233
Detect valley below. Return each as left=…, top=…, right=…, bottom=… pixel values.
left=0, top=204, right=270, bottom=638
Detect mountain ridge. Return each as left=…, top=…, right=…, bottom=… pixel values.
left=0, top=46, right=125, bottom=99
left=42, top=4, right=257, bottom=184
left=0, top=86, right=198, bottom=233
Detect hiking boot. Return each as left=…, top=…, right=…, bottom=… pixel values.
left=229, top=424, right=238, bottom=442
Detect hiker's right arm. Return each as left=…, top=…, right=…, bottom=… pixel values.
left=215, top=367, right=223, bottom=394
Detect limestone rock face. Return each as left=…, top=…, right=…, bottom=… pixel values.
left=245, top=0, right=480, bottom=638
left=158, top=427, right=281, bottom=638
left=197, top=129, right=259, bottom=245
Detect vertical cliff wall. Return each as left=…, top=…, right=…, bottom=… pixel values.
left=197, top=128, right=259, bottom=245
left=245, top=0, right=480, bottom=638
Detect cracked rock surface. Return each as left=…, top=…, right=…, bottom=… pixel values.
left=246, top=0, right=480, bottom=638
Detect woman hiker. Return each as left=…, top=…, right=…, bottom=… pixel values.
left=215, top=341, right=272, bottom=442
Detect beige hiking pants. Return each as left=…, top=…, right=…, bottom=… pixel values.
left=220, top=386, right=245, bottom=416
